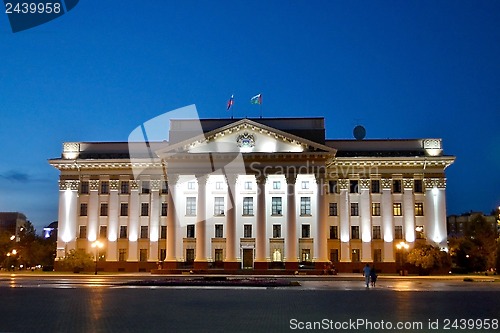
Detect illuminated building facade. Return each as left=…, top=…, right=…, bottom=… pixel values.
left=49, top=117, right=454, bottom=272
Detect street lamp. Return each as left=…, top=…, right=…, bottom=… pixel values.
left=91, top=241, right=104, bottom=275
left=395, top=241, right=409, bottom=275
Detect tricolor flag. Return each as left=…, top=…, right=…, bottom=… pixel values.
left=250, top=94, right=262, bottom=105
left=226, top=95, right=234, bottom=111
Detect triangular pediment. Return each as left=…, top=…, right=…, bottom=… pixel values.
left=156, top=118, right=336, bottom=156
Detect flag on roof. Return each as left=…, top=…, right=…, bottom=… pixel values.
left=226, top=95, right=234, bottom=111
left=250, top=94, right=262, bottom=105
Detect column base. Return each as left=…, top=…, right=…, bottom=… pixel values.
left=285, top=262, right=299, bottom=270
left=224, top=261, right=240, bottom=270
left=193, top=261, right=209, bottom=270
left=253, top=261, right=268, bottom=270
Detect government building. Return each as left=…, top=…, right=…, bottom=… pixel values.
left=49, top=117, right=455, bottom=273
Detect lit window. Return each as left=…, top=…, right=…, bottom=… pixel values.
left=415, top=203, right=424, bottom=216
left=372, top=203, right=381, bottom=216
left=351, top=249, right=360, bottom=262
left=415, top=225, right=425, bottom=239
left=393, top=203, right=402, bottom=216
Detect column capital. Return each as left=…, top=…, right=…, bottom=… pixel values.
left=381, top=178, right=392, bottom=189
left=195, top=174, right=209, bottom=185
left=255, top=174, right=267, bottom=186
left=359, top=178, right=370, bottom=190
left=150, top=179, right=161, bottom=191
left=130, top=180, right=139, bottom=191
left=403, top=178, right=414, bottom=189
left=224, top=173, right=239, bottom=185
left=285, top=173, right=297, bottom=184
left=109, top=180, right=119, bottom=191
left=338, top=179, right=349, bottom=190
left=89, top=179, right=99, bottom=191
left=424, top=178, right=446, bottom=189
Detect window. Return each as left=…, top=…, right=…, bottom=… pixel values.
left=79, top=226, right=87, bottom=239
left=100, top=181, right=109, bottom=194
left=100, top=203, right=108, bottom=216
left=161, top=203, right=168, bottom=216
left=120, top=203, right=128, bottom=216
left=273, top=225, right=281, bottom=238
left=301, top=181, right=309, bottom=189
left=349, top=180, right=358, bottom=193
left=139, top=249, right=147, bottom=262
left=273, top=181, right=281, bottom=190
left=80, top=181, right=89, bottom=194
left=244, top=181, right=252, bottom=190
left=244, top=224, right=252, bottom=238
left=161, top=181, right=168, bottom=194
left=141, top=203, right=149, bottom=216
left=374, top=249, right=382, bottom=262
left=120, top=181, right=129, bottom=194
left=187, top=181, right=195, bottom=190
left=215, top=181, right=223, bottom=190
left=414, top=179, right=423, bottom=193
left=141, top=181, right=150, bottom=194
left=185, top=249, right=195, bottom=263
left=351, top=249, right=360, bottom=262
left=393, top=203, right=402, bottom=216
left=186, top=224, right=195, bottom=238
left=372, top=203, right=381, bottom=216
left=214, top=249, right=223, bottom=262
left=350, top=203, right=359, bottom=216
left=243, top=197, right=254, bottom=216
left=395, top=226, right=403, bottom=239
left=272, top=249, right=282, bottom=262
left=160, top=226, right=167, bottom=239
left=186, top=197, right=196, bottom=216
left=371, top=180, right=380, bottom=193
left=119, top=226, right=127, bottom=239
left=328, top=180, right=338, bottom=194
left=99, top=225, right=107, bottom=239
left=302, top=224, right=311, bottom=238
left=373, top=226, right=381, bottom=239
left=271, top=197, right=282, bottom=215
left=415, top=225, right=425, bottom=239
left=351, top=226, right=360, bottom=239
left=415, top=202, right=424, bottom=216
left=215, top=224, right=223, bottom=238
left=329, top=203, right=338, bottom=216
left=393, top=180, right=402, bottom=193
left=330, top=249, right=339, bottom=263
left=214, top=197, right=225, bottom=216
left=300, top=197, right=311, bottom=216
left=329, top=226, right=338, bottom=239
left=80, top=203, right=88, bottom=216
left=301, top=249, right=311, bottom=262
left=118, top=249, right=127, bottom=262
left=140, top=226, right=148, bottom=239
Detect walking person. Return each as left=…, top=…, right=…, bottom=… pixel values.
left=363, top=264, right=371, bottom=288
left=370, top=266, right=377, bottom=287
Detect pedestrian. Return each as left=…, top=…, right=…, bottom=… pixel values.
left=363, top=264, right=371, bottom=288
left=370, top=266, right=377, bottom=287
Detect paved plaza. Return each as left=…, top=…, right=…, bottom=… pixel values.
left=0, top=274, right=499, bottom=332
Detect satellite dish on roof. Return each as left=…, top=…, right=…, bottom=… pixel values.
left=353, top=125, right=366, bottom=140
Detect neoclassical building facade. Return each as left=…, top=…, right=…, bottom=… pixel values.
left=50, top=117, right=455, bottom=272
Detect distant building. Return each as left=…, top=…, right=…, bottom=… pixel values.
left=49, top=117, right=455, bottom=273
left=43, top=221, right=58, bottom=239
left=447, top=212, right=497, bottom=237
left=0, top=212, right=27, bottom=239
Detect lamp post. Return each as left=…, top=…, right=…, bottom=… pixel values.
left=395, top=241, right=409, bottom=275
left=91, top=241, right=104, bottom=275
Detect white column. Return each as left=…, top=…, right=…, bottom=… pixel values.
left=255, top=175, right=267, bottom=264
left=403, top=179, right=415, bottom=243
left=195, top=175, right=207, bottom=263
left=315, top=176, right=328, bottom=262
left=338, top=179, right=350, bottom=262
left=285, top=174, right=297, bottom=263
left=425, top=178, right=448, bottom=248
left=149, top=180, right=160, bottom=262
left=359, top=179, right=372, bottom=262
left=381, top=178, right=394, bottom=262
left=87, top=180, right=99, bottom=242
left=166, top=175, right=178, bottom=262
left=107, top=180, right=119, bottom=261
left=225, top=174, right=238, bottom=264
left=128, top=180, right=139, bottom=261
left=57, top=180, right=79, bottom=258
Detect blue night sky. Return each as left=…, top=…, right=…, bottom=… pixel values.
left=0, top=1, right=499, bottom=231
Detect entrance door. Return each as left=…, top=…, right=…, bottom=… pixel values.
left=242, top=249, right=253, bottom=269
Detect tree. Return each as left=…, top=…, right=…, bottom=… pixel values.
left=57, top=249, right=94, bottom=272
left=406, top=244, right=449, bottom=274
